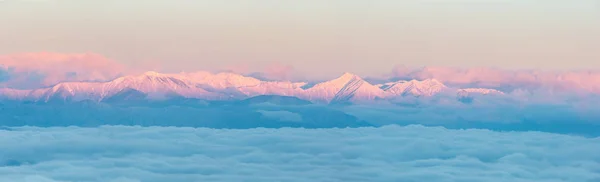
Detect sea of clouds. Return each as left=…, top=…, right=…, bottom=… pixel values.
left=1, top=125, right=599, bottom=182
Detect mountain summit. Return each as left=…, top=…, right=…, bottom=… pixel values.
left=302, top=72, right=385, bottom=103
left=378, top=79, right=447, bottom=97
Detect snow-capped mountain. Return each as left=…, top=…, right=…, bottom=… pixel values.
left=100, top=71, right=228, bottom=100
left=178, top=71, right=263, bottom=89
left=178, top=71, right=307, bottom=98
left=1, top=72, right=229, bottom=102
left=377, top=79, right=447, bottom=97
left=302, top=73, right=386, bottom=103
left=0, top=71, right=507, bottom=104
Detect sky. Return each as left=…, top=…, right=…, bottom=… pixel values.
left=1, top=0, right=599, bottom=78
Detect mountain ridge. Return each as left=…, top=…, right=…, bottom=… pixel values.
left=0, top=71, right=505, bottom=103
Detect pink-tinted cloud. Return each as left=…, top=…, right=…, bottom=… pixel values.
left=219, top=64, right=250, bottom=75
left=218, top=63, right=301, bottom=81
left=259, top=64, right=296, bottom=81
left=390, top=66, right=600, bottom=93
left=0, top=52, right=128, bottom=88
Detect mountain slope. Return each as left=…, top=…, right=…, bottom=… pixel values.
left=303, top=73, right=385, bottom=103
left=101, top=71, right=224, bottom=100
left=181, top=71, right=262, bottom=89
left=379, top=79, right=447, bottom=97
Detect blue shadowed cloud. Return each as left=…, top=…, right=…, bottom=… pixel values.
left=0, top=125, right=598, bottom=182
left=0, top=67, right=11, bottom=83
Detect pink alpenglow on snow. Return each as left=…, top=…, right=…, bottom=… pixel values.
left=2, top=52, right=600, bottom=103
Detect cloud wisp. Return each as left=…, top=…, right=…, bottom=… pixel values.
left=388, top=66, right=600, bottom=94
left=0, top=52, right=128, bottom=89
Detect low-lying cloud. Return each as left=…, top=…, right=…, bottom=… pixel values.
left=343, top=92, right=600, bottom=136
left=0, top=52, right=128, bottom=89
left=0, top=125, right=598, bottom=182
left=389, top=66, right=600, bottom=93
left=2, top=92, right=600, bottom=136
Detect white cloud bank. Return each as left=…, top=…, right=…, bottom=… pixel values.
left=0, top=125, right=599, bottom=182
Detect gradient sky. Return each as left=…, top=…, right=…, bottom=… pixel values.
left=1, top=0, right=599, bottom=78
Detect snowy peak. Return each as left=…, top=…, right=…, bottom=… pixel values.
left=419, top=79, right=444, bottom=87
left=40, top=82, right=104, bottom=102
left=142, top=71, right=164, bottom=76
left=380, top=79, right=447, bottom=97
left=314, top=72, right=362, bottom=89
left=103, top=72, right=225, bottom=100
left=182, top=72, right=262, bottom=89
left=338, top=72, right=360, bottom=81
left=304, top=72, right=385, bottom=103
left=107, top=72, right=193, bottom=92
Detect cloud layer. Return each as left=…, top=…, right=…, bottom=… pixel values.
left=0, top=52, right=307, bottom=88
left=0, top=52, right=127, bottom=89
left=389, top=66, right=600, bottom=93
left=0, top=125, right=598, bottom=182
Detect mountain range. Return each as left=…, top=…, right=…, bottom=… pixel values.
left=0, top=71, right=504, bottom=104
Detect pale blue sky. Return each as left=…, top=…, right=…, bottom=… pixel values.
left=1, top=0, right=599, bottom=78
